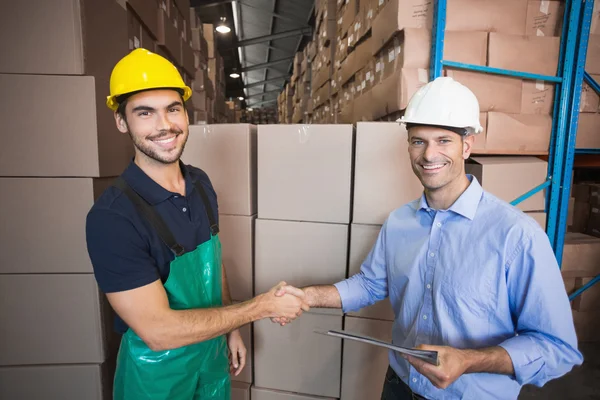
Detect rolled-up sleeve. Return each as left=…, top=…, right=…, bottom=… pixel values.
left=334, top=221, right=389, bottom=313
left=499, top=228, right=583, bottom=386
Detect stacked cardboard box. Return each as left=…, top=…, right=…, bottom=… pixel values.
left=0, top=0, right=136, bottom=397
left=310, top=0, right=338, bottom=123
left=242, top=108, right=278, bottom=125
left=577, top=25, right=600, bottom=149
left=562, top=233, right=600, bottom=342
left=253, top=124, right=353, bottom=399
left=291, top=49, right=313, bottom=123
left=181, top=124, right=258, bottom=394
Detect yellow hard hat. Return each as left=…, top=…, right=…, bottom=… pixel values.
left=106, top=48, right=192, bottom=111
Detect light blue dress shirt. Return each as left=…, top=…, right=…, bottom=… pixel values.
left=334, top=176, right=583, bottom=399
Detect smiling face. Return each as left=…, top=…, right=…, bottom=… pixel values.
left=115, top=89, right=189, bottom=165
left=407, top=125, right=474, bottom=193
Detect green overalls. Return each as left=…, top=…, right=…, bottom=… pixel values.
left=112, top=176, right=230, bottom=399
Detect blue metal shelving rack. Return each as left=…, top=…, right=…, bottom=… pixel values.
left=430, top=0, right=599, bottom=302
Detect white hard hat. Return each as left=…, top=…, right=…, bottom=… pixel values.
left=399, top=76, right=483, bottom=135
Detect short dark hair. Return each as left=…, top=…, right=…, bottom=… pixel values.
left=114, top=88, right=186, bottom=121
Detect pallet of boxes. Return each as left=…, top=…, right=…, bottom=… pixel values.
left=310, top=0, right=337, bottom=123
left=182, top=123, right=258, bottom=399
left=291, top=50, right=312, bottom=124
left=0, top=0, right=136, bottom=398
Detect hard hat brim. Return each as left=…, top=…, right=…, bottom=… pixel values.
left=106, top=86, right=192, bottom=112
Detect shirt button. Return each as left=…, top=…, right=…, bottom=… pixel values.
left=429, top=252, right=435, bottom=257
left=426, top=284, right=431, bottom=289
left=182, top=207, right=187, bottom=212
left=423, top=315, right=428, bottom=320
left=412, top=378, right=417, bottom=383
left=436, top=222, right=442, bottom=227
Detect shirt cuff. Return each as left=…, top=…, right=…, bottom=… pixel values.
left=333, top=279, right=363, bottom=313
left=499, top=334, right=543, bottom=385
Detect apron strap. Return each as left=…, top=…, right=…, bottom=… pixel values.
left=193, top=180, right=220, bottom=236
left=113, top=176, right=186, bottom=257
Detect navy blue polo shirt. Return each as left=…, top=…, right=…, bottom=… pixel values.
left=85, top=160, right=219, bottom=334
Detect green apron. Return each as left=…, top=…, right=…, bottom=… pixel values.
left=112, top=176, right=230, bottom=400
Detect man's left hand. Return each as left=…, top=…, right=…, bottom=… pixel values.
left=405, top=344, right=471, bottom=389
left=227, top=329, right=247, bottom=376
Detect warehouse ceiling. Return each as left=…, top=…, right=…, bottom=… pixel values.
left=191, top=0, right=314, bottom=108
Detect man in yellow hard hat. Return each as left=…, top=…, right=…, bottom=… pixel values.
left=86, top=48, right=309, bottom=399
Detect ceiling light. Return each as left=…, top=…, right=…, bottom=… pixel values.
left=238, top=96, right=244, bottom=101
left=216, top=17, right=231, bottom=34
left=230, top=72, right=240, bottom=78
left=247, top=108, right=253, bottom=111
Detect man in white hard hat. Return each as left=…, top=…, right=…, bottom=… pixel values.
left=274, top=77, right=583, bottom=399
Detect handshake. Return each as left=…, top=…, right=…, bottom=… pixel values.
left=257, top=282, right=312, bottom=326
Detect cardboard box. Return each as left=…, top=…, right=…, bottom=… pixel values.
left=219, top=215, right=255, bottom=302
left=0, top=0, right=128, bottom=75
left=0, top=178, right=114, bottom=273
left=445, top=69, right=522, bottom=113
left=562, top=233, right=600, bottom=278
left=465, top=157, right=548, bottom=212
left=141, top=25, right=157, bottom=52
left=576, top=114, right=600, bottom=149
left=572, top=310, right=600, bottom=342
left=203, top=23, right=216, bottom=58
left=472, top=113, right=489, bottom=152
left=231, top=382, right=251, bottom=400
left=129, top=0, right=160, bottom=39
left=128, top=7, right=143, bottom=50
left=181, top=39, right=195, bottom=75
left=371, top=68, right=429, bottom=118
left=0, top=364, right=108, bottom=400
left=522, top=80, right=556, bottom=114
left=592, top=1, right=600, bottom=35
left=158, top=7, right=181, bottom=64
left=347, top=224, right=395, bottom=320
left=254, top=219, right=348, bottom=299
left=254, top=313, right=343, bottom=397
left=526, top=1, right=565, bottom=37
left=375, top=30, right=488, bottom=79
left=446, top=0, right=527, bottom=35
left=353, top=122, right=423, bottom=224
left=0, top=74, right=133, bottom=177
left=340, top=37, right=373, bottom=85
left=571, top=277, right=600, bottom=312
left=581, top=74, right=600, bottom=113
left=586, top=35, right=600, bottom=75
left=251, top=387, right=337, bottom=400
left=371, top=0, right=433, bottom=54
left=0, top=274, right=113, bottom=365
left=257, top=124, right=353, bottom=224
left=341, top=317, right=394, bottom=400
left=483, top=112, right=552, bottom=153
left=488, top=33, right=560, bottom=76
left=182, top=124, right=257, bottom=215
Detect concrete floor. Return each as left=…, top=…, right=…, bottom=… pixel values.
left=519, top=342, right=600, bottom=399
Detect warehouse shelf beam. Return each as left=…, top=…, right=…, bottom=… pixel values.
left=549, top=0, right=595, bottom=264
left=244, top=75, right=290, bottom=88
left=509, top=179, right=552, bottom=207
left=584, top=71, right=600, bottom=94
left=229, top=27, right=312, bottom=49
left=245, top=89, right=281, bottom=99
left=240, top=57, right=295, bottom=73
left=569, top=274, right=600, bottom=301
left=575, top=148, right=600, bottom=154
left=441, top=61, right=563, bottom=83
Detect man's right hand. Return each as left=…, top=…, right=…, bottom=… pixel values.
left=257, top=281, right=310, bottom=321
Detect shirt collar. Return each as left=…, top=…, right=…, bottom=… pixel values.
left=417, top=175, right=483, bottom=220
left=121, top=159, right=195, bottom=205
